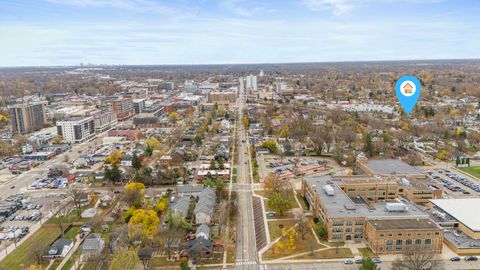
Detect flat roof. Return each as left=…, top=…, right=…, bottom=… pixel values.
left=305, top=176, right=428, bottom=219
left=364, top=159, right=421, bottom=175
left=431, top=199, right=480, bottom=232
left=368, top=218, right=439, bottom=231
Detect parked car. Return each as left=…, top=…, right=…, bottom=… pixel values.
left=372, top=258, right=382, bottom=264
left=355, top=259, right=363, bottom=264
left=344, top=259, right=354, bottom=265
left=465, top=256, right=478, bottom=261
left=450, top=257, right=460, bottom=261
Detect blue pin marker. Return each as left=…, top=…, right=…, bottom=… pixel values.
left=395, top=75, right=421, bottom=115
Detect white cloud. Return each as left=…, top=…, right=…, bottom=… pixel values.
left=301, top=0, right=353, bottom=15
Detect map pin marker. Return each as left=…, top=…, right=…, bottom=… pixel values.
left=395, top=75, right=421, bottom=115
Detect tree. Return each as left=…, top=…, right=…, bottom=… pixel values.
left=145, top=137, right=162, bottom=149
left=294, top=210, right=309, bottom=240
left=26, top=264, right=44, bottom=270
left=105, top=150, right=123, bottom=165
left=364, top=133, right=375, bottom=157
left=242, top=115, right=249, bottom=128
left=155, top=197, right=169, bottom=214
left=144, top=144, right=153, bottom=156
left=359, top=257, right=380, bottom=270
left=68, top=184, right=86, bottom=217
left=109, top=248, right=142, bottom=270
left=128, top=209, right=160, bottom=238
left=264, top=173, right=288, bottom=195
left=131, top=152, right=142, bottom=172
left=315, top=221, right=328, bottom=241
left=168, top=112, right=181, bottom=123
left=286, top=228, right=297, bottom=250
left=124, top=182, right=145, bottom=208
left=53, top=135, right=63, bottom=144
left=273, top=241, right=284, bottom=254
left=392, top=251, right=444, bottom=270
left=267, top=192, right=291, bottom=216
left=261, top=140, right=278, bottom=154
left=104, top=164, right=122, bottom=183
left=180, top=261, right=190, bottom=270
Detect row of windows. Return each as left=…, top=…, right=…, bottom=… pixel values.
left=379, top=232, right=440, bottom=237
left=385, top=239, right=433, bottom=250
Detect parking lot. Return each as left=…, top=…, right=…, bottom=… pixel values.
left=258, top=156, right=328, bottom=180
left=427, top=169, right=480, bottom=198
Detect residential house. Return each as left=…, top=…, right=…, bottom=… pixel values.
left=43, top=239, right=74, bottom=259
left=194, top=188, right=216, bottom=224
left=82, top=233, right=105, bottom=259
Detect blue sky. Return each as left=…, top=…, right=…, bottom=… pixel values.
left=0, top=0, right=479, bottom=66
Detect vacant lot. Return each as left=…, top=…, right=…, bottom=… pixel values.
left=294, top=247, right=353, bottom=260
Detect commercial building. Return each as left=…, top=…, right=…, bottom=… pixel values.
left=301, top=175, right=442, bottom=254
left=8, top=102, right=47, bottom=134
left=56, top=116, right=95, bottom=143
left=133, top=113, right=160, bottom=128
left=106, top=98, right=134, bottom=120
left=93, top=111, right=118, bottom=133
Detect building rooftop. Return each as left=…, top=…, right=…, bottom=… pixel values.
left=431, top=198, right=480, bottom=232
left=367, top=218, right=439, bottom=231
left=364, top=159, right=422, bottom=175
left=305, top=176, right=428, bottom=219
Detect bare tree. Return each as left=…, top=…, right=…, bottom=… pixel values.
left=69, top=184, right=87, bottom=217
left=392, top=251, right=444, bottom=270
left=294, top=210, right=309, bottom=240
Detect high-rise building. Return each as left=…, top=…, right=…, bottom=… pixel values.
left=56, top=116, right=95, bottom=143
left=8, top=102, right=47, bottom=134
left=132, top=99, right=146, bottom=114
left=246, top=75, right=257, bottom=91
left=106, top=98, right=134, bottom=121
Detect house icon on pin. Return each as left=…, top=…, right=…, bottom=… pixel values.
left=402, top=82, right=414, bottom=94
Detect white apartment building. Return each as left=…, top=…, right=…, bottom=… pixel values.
left=246, top=75, right=257, bottom=91
left=56, top=116, right=95, bottom=144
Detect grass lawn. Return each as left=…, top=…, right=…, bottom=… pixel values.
left=263, top=229, right=323, bottom=260
left=0, top=226, right=60, bottom=270
left=267, top=220, right=297, bottom=240
left=254, top=190, right=270, bottom=198
left=61, top=249, right=81, bottom=270
left=294, top=248, right=353, bottom=260
left=295, top=191, right=308, bottom=210
left=460, top=166, right=480, bottom=179
left=63, top=226, right=80, bottom=240
left=358, top=247, right=375, bottom=258
left=46, top=209, right=84, bottom=225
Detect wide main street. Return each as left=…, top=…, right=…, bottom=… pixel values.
left=234, top=87, right=258, bottom=269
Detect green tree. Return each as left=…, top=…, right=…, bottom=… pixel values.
left=267, top=192, right=291, bottom=216
left=359, top=257, right=380, bottom=270
left=132, top=152, right=142, bottom=171
left=364, top=133, right=375, bottom=157
left=261, top=140, right=278, bottom=154
left=145, top=145, right=153, bottom=157
left=180, top=261, right=190, bottom=270
left=315, top=221, right=328, bottom=241
left=105, top=164, right=122, bottom=183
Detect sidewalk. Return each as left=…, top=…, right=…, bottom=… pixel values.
left=56, top=234, right=83, bottom=270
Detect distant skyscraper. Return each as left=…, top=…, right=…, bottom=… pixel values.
left=8, top=102, right=47, bottom=134
left=246, top=75, right=257, bottom=91
left=259, top=69, right=264, bottom=77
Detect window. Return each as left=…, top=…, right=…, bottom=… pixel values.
left=346, top=221, right=353, bottom=226
left=388, top=233, right=393, bottom=237
left=415, top=239, right=422, bottom=248
left=425, top=239, right=432, bottom=249
left=396, top=239, right=403, bottom=250
left=435, top=232, right=439, bottom=235
left=379, top=233, right=384, bottom=237
left=387, top=240, right=393, bottom=250
left=406, top=239, right=413, bottom=247
left=397, top=233, right=403, bottom=237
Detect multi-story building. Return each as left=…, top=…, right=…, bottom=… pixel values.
left=356, top=157, right=443, bottom=203
left=246, top=75, right=257, bottom=91
left=106, top=98, right=133, bottom=121
left=56, top=116, right=95, bottom=143
left=8, top=102, right=47, bottom=134
left=93, top=111, right=118, bottom=133
left=164, top=81, right=175, bottom=91
left=336, top=175, right=400, bottom=202
left=301, top=175, right=443, bottom=254
left=132, top=99, right=146, bottom=114
left=208, top=91, right=236, bottom=105
left=365, top=219, right=443, bottom=254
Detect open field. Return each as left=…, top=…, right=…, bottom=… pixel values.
left=294, top=248, right=353, bottom=260
left=263, top=229, right=323, bottom=260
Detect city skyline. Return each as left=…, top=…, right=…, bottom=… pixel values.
left=1, top=0, right=480, bottom=66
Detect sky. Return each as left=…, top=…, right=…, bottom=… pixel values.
left=0, top=0, right=480, bottom=66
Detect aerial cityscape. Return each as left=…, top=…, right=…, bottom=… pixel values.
left=1, top=1, right=480, bottom=270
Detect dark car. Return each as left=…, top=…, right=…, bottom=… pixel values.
left=450, top=256, right=460, bottom=261
left=465, top=256, right=478, bottom=261
left=355, top=259, right=363, bottom=264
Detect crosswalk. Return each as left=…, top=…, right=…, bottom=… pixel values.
left=235, top=260, right=258, bottom=266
